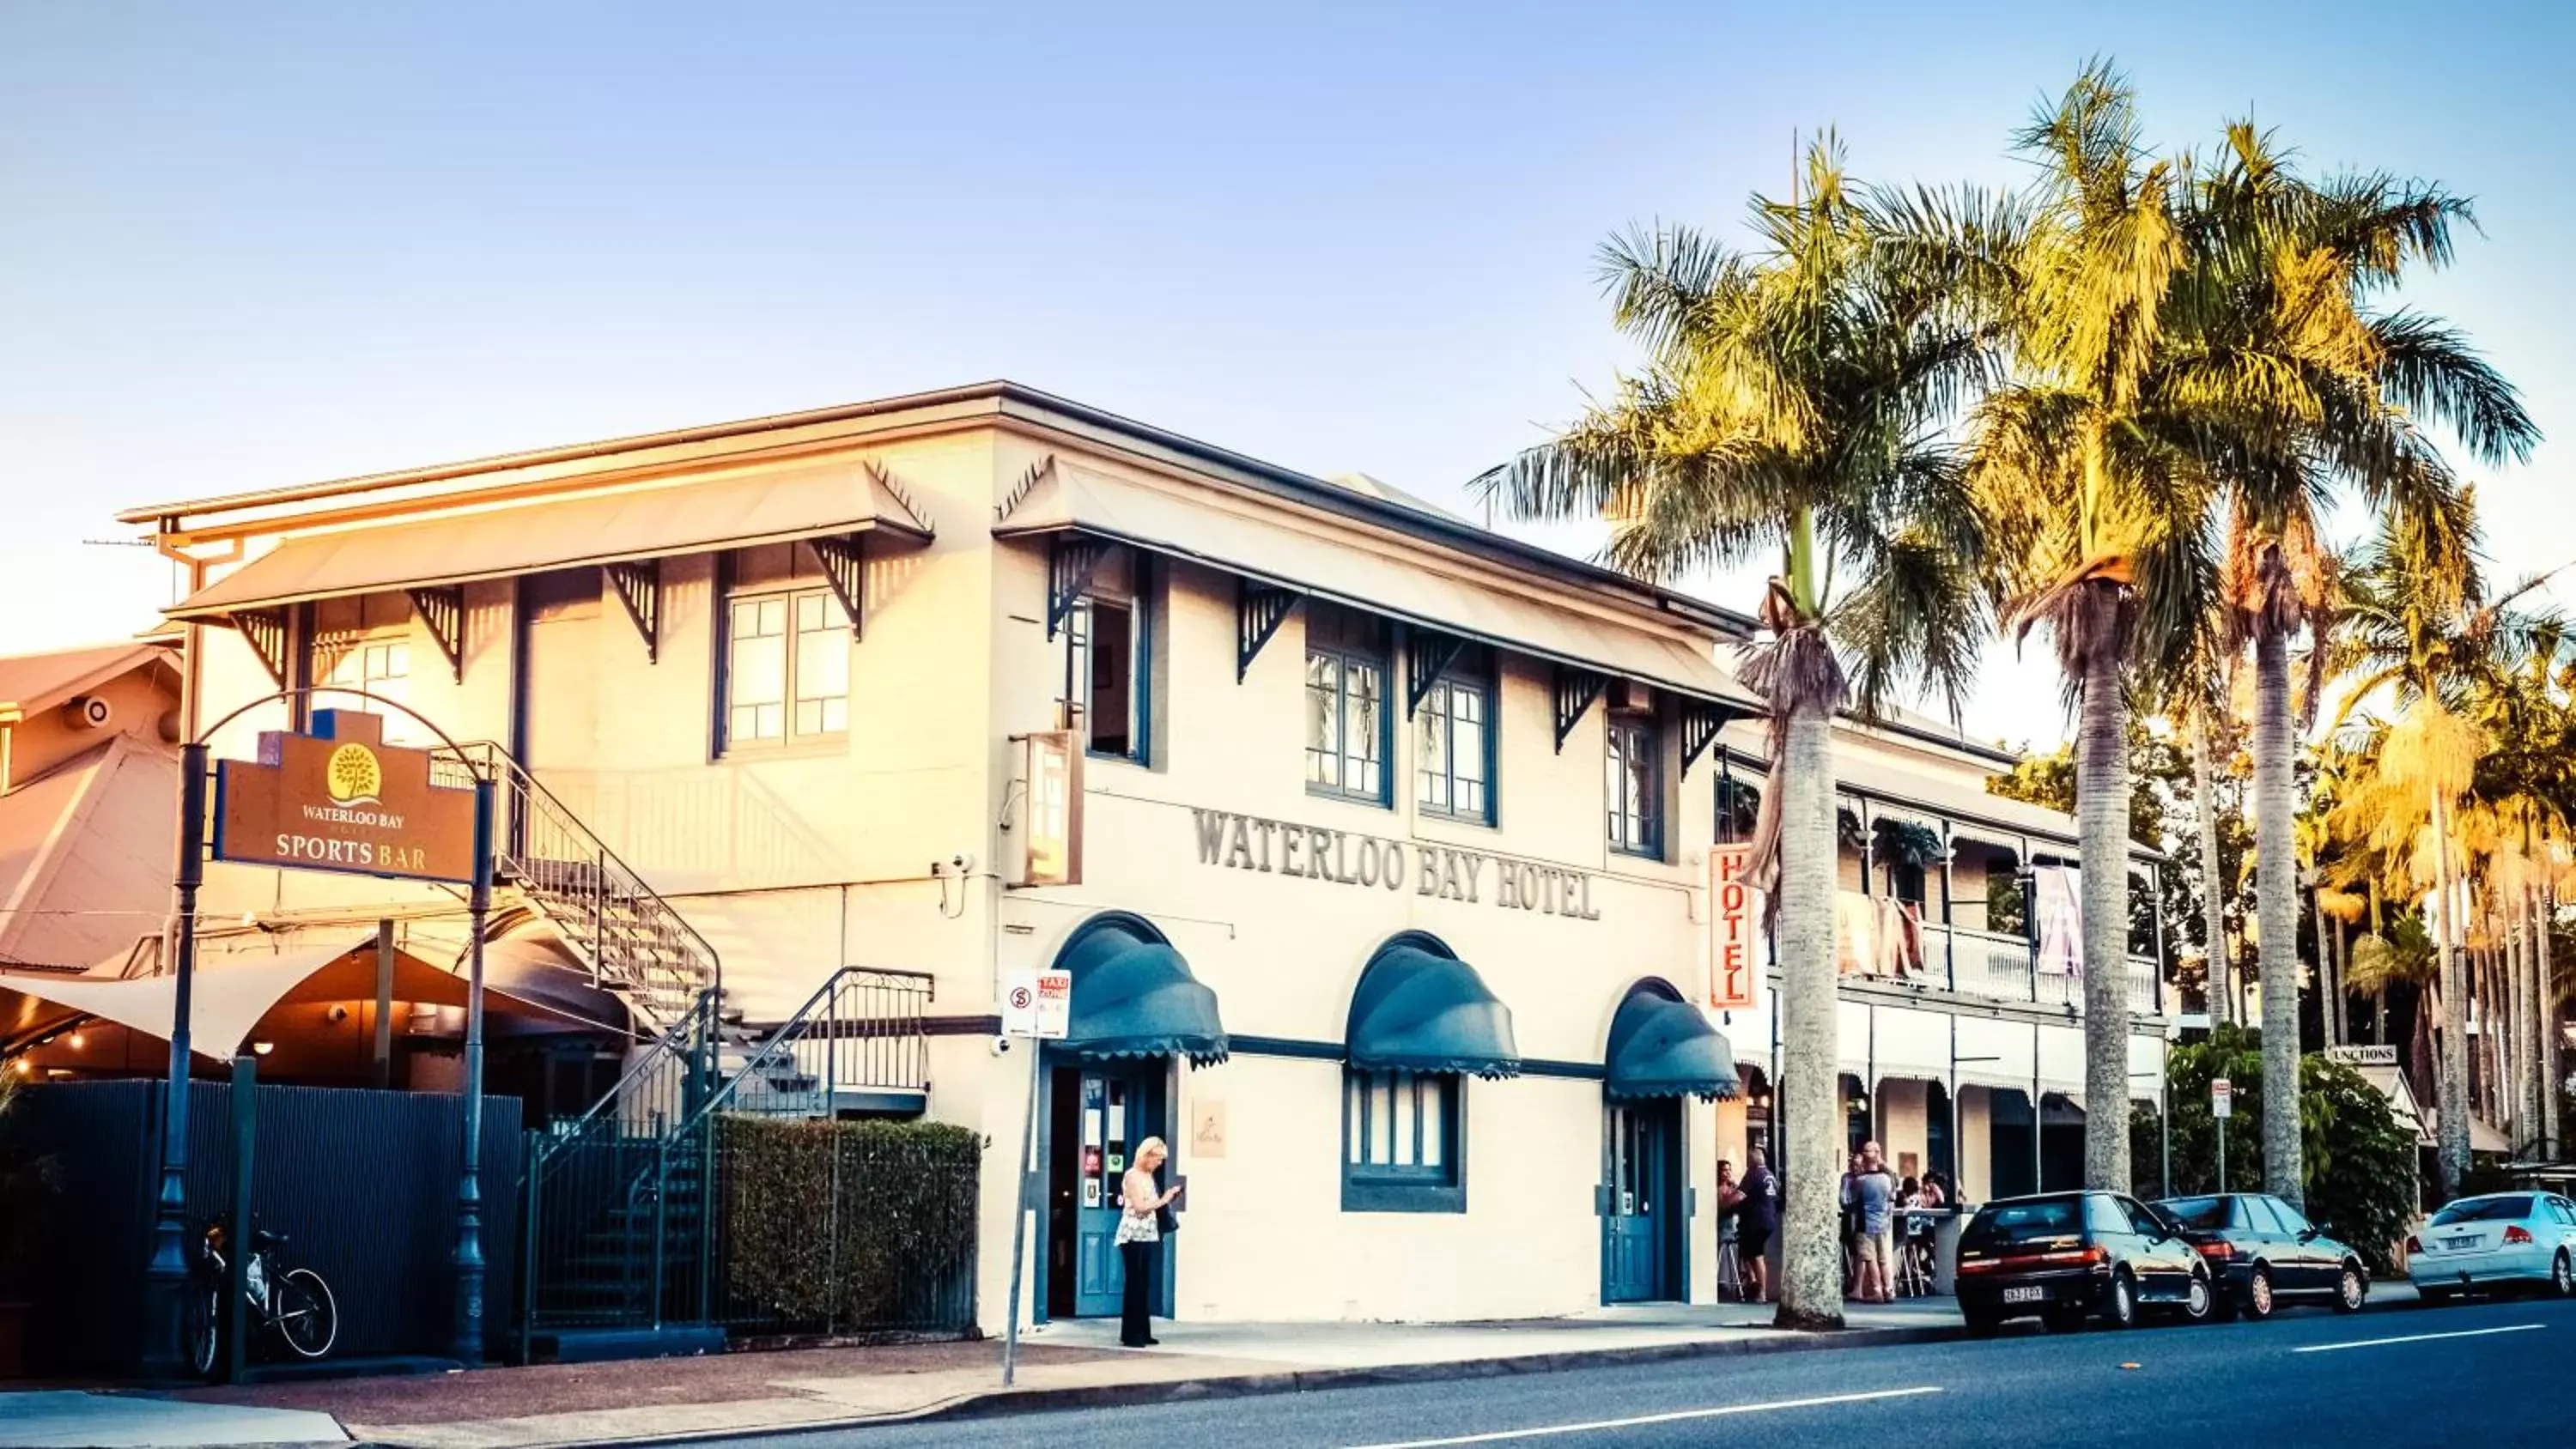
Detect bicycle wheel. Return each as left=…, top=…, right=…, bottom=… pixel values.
left=274, top=1268, right=338, bottom=1359
left=185, top=1286, right=220, bottom=1379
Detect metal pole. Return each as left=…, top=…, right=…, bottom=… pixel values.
left=452, top=778, right=495, bottom=1363
left=140, top=743, right=208, bottom=1380
left=2160, top=1066, right=2172, bottom=1198
left=1001, top=1041, right=1042, bottom=1386
left=2217, top=1113, right=2228, bottom=1195
left=373, top=919, right=395, bottom=1090
left=226, top=1054, right=256, bottom=1385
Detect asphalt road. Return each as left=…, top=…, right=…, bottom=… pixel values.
left=703, top=1294, right=2576, bottom=1449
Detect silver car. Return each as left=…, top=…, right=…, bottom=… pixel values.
left=2408, top=1192, right=2576, bottom=1301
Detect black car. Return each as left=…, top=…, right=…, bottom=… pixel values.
left=1955, top=1190, right=2214, bottom=1336
left=2154, top=1192, right=2368, bottom=1319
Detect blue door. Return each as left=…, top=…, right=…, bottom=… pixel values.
left=1603, top=1099, right=1681, bottom=1302
left=1048, top=1063, right=1165, bottom=1319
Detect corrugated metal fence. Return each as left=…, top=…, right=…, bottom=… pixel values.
left=3, top=1079, right=519, bottom=1376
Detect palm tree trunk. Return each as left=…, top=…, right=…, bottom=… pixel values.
left=2253, top=630, right=2304, bottom=1207
left=2192, top=718, right=2231, bottom=1024
left=2514, top=887, right=2537, bottom=1155
left=2313, top=886, right=2339, bottom=1050
left=2433, top=789, right=2470, bottom=1197
left=2078, top=631, right=2133, bottom=1191
left=2543, top=882, right=2561, bottom=1161
left=1772, top=698, right=1843, bottom=1331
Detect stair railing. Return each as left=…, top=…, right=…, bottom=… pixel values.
left=439, top=741, right=721, bottom=1028
left=647, top=967, right=934, bottom=1326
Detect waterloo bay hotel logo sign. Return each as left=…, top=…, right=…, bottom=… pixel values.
left=213, top=710, right=479, bottom=883
left=1189, top=807, right=1603, bottom=919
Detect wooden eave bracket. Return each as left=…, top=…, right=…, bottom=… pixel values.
left=1048, top=536, right=1109, bottom=641
left=1679, top=700, right=1741, bottom=779
left=231, top=607, right=292, bottom=688
left=1552, top=664, right=1608, bottom=753
left=605, top=559, right=660, bottom=664
left=406, top=585, right=466, bottom=683
left=1236, top=579, right=1299, bottom=682
left=1405, top=627, right=1468, bottom=718
left=809, top=533, right=868, bottom=641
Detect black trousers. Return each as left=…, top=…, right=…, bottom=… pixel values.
left=1119, top=1239, right=1156, bottom=1345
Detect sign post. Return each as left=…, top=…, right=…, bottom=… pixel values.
left=999, top=967, right=1072, bottom=1386
left=2212, top=1077, right=2233, bottom=1192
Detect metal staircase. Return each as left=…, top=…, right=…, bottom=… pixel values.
left=441, top=742, right=719, bottom=1029
left=518, top=967, right=933, bottom=1358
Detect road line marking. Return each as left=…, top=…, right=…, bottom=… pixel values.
left=2291, top=1324, right=2545, bottom=1354
left=1338, top=1386, right=1946, bottom=1448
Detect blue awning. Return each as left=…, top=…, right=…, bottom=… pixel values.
left=1054, top=914, right=1228, bottom=1065
left=1346, top=937, right=1519, bottom=1079
left=1605, top=987, right=1738, bottom=1100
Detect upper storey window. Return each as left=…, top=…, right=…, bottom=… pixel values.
left=1065, top=548, right=1149, bottom=764
left=722, top=543, right=848, bottom=752
left=1305, top=603, right=1390, bottom=805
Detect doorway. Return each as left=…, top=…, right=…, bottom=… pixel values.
left=1045, top=1058, right=1169, bottom=1319
left=1601, top=1097, right=1685, bottom=1303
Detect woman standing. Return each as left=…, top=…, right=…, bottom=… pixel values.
left=1116, top=1137, right=1182, bottom=1348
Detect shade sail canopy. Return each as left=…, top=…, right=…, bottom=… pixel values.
left=1605, top=986, right=1738, bottom=1100
left=0, top=935, right=615, bottom=1058
left=1346, top=937, right=1519, bottom=1079
left=996, top=461, right=1750, bottom=706
left=1053, top=914, right=1227, bottom=1064
left=170, top=458, right=933, bottom=618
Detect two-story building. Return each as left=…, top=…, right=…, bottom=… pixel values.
left=120, top=382, right=2169, bottom=1336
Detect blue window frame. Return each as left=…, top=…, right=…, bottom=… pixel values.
left=1416, top=653, right=1494, bottom=824
left=1606, top=714, right=1662, bottom=858
left=1064, top=552, right=1150, bottom=764
left=1342, top=1067, right=1465, bottom=1213
left=1305, top=603, right=1390, bottom=804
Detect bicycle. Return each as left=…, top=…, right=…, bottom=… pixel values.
left=187, top=1222, right=338, bottom=1376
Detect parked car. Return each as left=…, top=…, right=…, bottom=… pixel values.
left=2408, top=1192, right=2576, bottom=1302
left=1955, top=1191, right=2214, bottom=1336
left=2153, top=1192, right=2367, bottom=1319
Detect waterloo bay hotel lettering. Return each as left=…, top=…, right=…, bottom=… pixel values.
left=1188, top=807, right=1603, bottom=919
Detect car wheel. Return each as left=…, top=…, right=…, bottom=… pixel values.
left=2553, top=1252, right=2573, bottom=1298
left=2179, top=1269, right=2214, bottom=1324
left=2105, top=1270, right=2139, bottom=1330
left=2244, top=1265, right=2276, bottom=1322
left=2334, top=1263, right=2366, bottom=1314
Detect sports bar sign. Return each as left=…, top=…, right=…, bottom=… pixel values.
left=213, top=710, right=479, bottom=884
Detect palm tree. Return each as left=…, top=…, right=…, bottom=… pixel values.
left=1476, top=138, right=1998, bottom=1331
left=2179, top=122, right=2536, bottom=1209
left=1964, top=65, right=2219, bottom=1191
left=2330, top=508, right=2551, bottom=1192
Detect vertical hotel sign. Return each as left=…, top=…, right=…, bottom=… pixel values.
left=212, top=711, right=479, bottom=883
left=1709, top=844, right=1758, bottom=1010
left=1021, top=730, right=1084, bottom=887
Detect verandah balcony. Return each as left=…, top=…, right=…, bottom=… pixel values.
left=1836, top=891, right=2162, bottom=1017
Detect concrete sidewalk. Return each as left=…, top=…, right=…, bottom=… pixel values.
left=7, top=1300, right=1963, bottom=1449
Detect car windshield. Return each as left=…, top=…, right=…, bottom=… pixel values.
left=2159, top=1197, right=2231, bottom=1230
left=1964, top=1198, right=2081, bottom=1247
left=2429, top=1196, right=2533, bottom=1226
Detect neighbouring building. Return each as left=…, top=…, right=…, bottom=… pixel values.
left=112, top=382, right=2170, bottom=1338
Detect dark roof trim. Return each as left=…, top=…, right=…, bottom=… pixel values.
left=119, top=380, right=1754, bottom=642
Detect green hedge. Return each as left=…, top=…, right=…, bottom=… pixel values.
left=716, top=1115, right=982, bottom=1332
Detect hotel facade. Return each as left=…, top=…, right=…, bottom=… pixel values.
left=124, top=383, right=2171, bottom=1334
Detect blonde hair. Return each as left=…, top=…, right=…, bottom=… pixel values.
left=1134, top=1136, right=1170, bottom=1165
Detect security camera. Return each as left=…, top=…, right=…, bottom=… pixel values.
left=990, top=1035, right=1014, bottom=1056
left=951, top=852, right=976, bottom=877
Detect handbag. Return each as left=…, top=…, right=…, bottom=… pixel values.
left=1155, top=1200, right=1180, bottom=1236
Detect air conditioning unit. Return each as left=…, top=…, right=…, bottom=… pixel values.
left=1608, top=680, right=1655, bottom=716
left=62, top=695, right=112, bottom=731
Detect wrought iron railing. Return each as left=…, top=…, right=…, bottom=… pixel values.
left=439, top=742, right=719, bottom=1028
left=1842, top=895, right=2163, bottom=1016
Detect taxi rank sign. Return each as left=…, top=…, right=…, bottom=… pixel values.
left=211, top=710, right=479, bottom=883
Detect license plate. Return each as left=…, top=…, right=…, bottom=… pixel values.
left=2002, top=1286, right=2044, bottom=1304
left=2447, top=1237, right=2479, bottom=1250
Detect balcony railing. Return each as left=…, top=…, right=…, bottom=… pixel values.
left=1838, top=893, right=2161, bottom=1016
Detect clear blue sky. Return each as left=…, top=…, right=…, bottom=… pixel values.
left=4, top=1, right=2567, bottom=746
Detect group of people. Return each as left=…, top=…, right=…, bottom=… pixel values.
left=1715, top=1141, right=1953, bottom=1306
